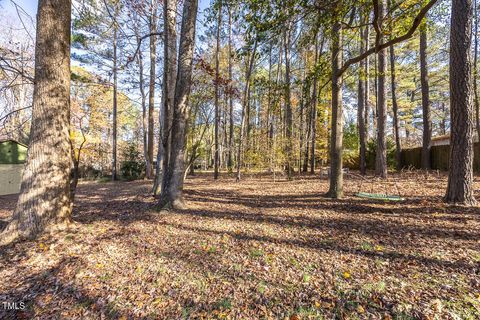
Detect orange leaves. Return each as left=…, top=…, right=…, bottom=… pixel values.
left=356, top=305, right=366, bottom=314
left=2, top=174, right=480, bottom=319
left=38, top=242, right=48, bottom=252
left=289, top=314, right=300, bottom=320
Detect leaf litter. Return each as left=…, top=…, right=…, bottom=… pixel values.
left=0, top=171, right=479, bottom=319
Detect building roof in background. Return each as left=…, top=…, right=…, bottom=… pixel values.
left=430, top=134, right=478, bottom=141
left=431, top=134, right=450, bottom=142
left=0, top=139, right=28, bottom=148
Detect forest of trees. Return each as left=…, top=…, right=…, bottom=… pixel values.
left=0, top=0, right=479, bottom=242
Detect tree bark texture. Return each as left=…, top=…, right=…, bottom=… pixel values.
left=214, top=0, right=222, bottom=179
left=375, top=0, right=388, bottom=178
left=1, top=0, right=72, bottom=243
left=310, top=33, right=319, bottom=174
left=235, top=40, right=257, bottom=181
left=445, top=0, right=476, bottom=205
left=146, top=4, right=157, bottom=179
left=154, top=0, right=177, bottom=195
left=284, top=26, right=293, bottom=180
left=420, top=21, right=432, bottom=170
left=390, top=44, right=402, bottom=171
left=112, top=23, right=118, bottom=181
left=159, top=0, right=198, bottom=209
left=358, top=24, right=367, bottom=175
left=327, top=19, right=343, bottom=198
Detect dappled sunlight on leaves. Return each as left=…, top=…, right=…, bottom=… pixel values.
left=0, top=172, right=479, bottom=318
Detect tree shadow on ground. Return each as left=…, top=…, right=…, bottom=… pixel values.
left=0, top=256, right=143, bottom=320
left=159, top=219, right=479, bottom=274
left=186, top=188, right=480, bottom=216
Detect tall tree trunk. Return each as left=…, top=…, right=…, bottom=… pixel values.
left=153, top=0, right=177, bottom=195
left=375, top=0, right=388, bottom=178
left=246, top=62, right=252, bottom=153
left=358, top=23, right=367, bottom=175
left=445, top=0, right=476, bottom=205
left=420, top=20, right=432, bottom=170
left=236, top=40, right=257, bottom=181
left=1, top=0, right=72, bottom=243
left=269, top=41, right=283, bottom=175
left=158, top=0, right=198, bottom=209
left=440, top=102, right=447, bottom=135
left=474, top=0, right=479, bottom=136
left=406, top=83, right=415, bottom=139
left=327, top=19, right=343, bottom=198
left=387, top=0, right=401, bottom=171
left=303, top=101, right=310, bottom=172
left=70, top=132, right=86, bottom=202
left=136, top=33, right=148, bottom=180
left=365, top=22, right=371, bottom=140
left=222, top=96, right=228, bottom=170
left=310, top=33, right=320, bottom=174
left=373, top=54, right=378, bottom=135
left=227, top=5, right=234, bottom=172
left=266, top=43, right=274, bottom=171
left=214, top=0, right=222, bottom=179
left=299, top=51, right=306, bottom=174
left=390, top=45, right=401, bottom=170
left=146, top=4, right=157, bottom=179
left=112, top=23, right=118, bottom=181
left=284, top=26, right=293, bottom=180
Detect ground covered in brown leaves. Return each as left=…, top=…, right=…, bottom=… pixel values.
left=0, top=171, right=479, bottom=319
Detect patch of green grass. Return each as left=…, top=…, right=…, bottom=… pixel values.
left=206, top=245, right=217, bottom=254
left=302, top=273, right=311, bottom=283
left=191, top=278, right=208, bottom=293
left=391, top=313, right=417, bottom=320
left=257, top=281, right=267, bottom=294
left=264, top=253, right=274, bottom=264
left=289, top=257, right=299, bottom=266
left=181, top=306, right=191, bottom=319
left=249, top=248, right=264, bottom=258
left=374, top=258, right=387, bottom=267
left=215, top=298, right=232, bottom=310
left=99, top=273, right=112, bottom=281
left=360, top=242, right=373, bottom=251
left=444, top=295, right=480, bottom=319
left=305, top=263, right=316, bottom=272
left=471, top=252, right=480, bottom=262
left=64, top=234, right=75, bottom=241
left=233, top=263, right=242, bottom=272
left=293, top=306, right=323, bottom=318
left=362, top=281, right=386, bottom=294
left=105, top=301, right=120, bottom=319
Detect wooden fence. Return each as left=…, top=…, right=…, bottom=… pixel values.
left=401, top=143, right=480, bottom=172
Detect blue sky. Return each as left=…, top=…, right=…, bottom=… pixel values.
left=0, top=0, right=217, bottom=108
left=3, top=0, right=37, bottom=16
left=2, top=0, right=211, bottom=18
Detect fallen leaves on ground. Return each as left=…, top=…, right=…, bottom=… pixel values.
left=0, top=171, right=479, bottom=319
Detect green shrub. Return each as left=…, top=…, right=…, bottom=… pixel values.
left=120, top=142, right=145, bottom=180
left=366, top=138, right=397, bottom=170
left=343, top=149, right=360, bottom=169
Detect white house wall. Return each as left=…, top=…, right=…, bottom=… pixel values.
left=0, top=164, right=23, bottom=195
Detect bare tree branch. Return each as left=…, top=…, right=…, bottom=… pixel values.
left=0, top=105, right=32, bottom=123
left=339, top=0, right=438, bottom=76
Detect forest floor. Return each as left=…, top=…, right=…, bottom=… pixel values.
left=0, top=171, right=479, bottom=319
